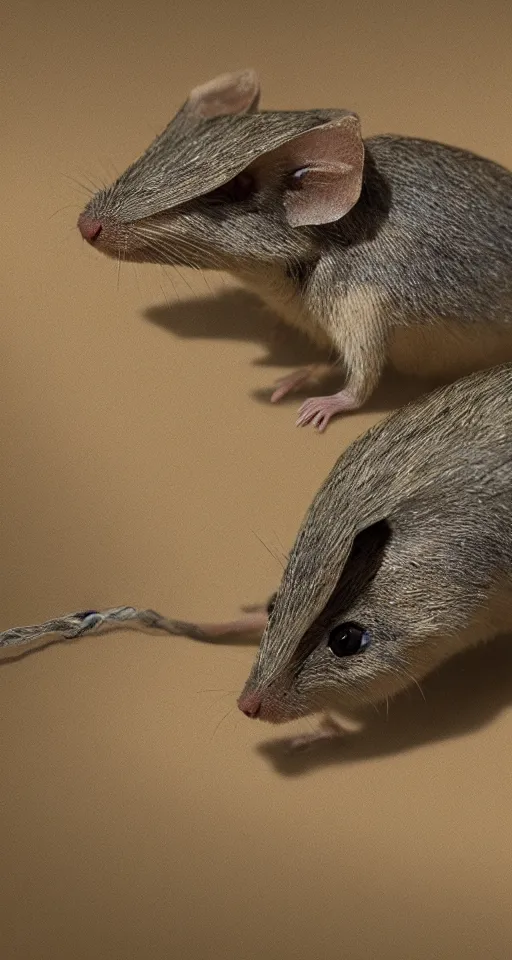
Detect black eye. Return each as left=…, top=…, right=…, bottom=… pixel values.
left=231, top=172, right=255, bottom=202
left=266, top=593, right=277, bottom=616
left=327, top=622, right=370, bottom=657
left=208, top=172, right=255, bottom=204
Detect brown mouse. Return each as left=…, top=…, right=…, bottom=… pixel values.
left=231, top=363, right=512, bottom=735
left=77, top=69, right=512, bottom=431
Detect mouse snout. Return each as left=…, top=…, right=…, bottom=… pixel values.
left=77, top=214, right=103, bottom=244
left=237, top=691, right=262, bottom=719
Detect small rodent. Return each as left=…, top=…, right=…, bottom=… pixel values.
left=78, top=69, right=512, bottom=431
left=216, top=363, right=512, bottom=734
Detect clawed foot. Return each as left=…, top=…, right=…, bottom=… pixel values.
left=296, top=390, right=360, bottom=431
left=287, top=714, right=345, bottom=752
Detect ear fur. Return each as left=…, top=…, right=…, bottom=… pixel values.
left=185, top=69, right=260, bottom=119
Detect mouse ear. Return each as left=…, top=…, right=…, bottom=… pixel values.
left=184, top=69, right=260, bottom=118
left=265, top=114, right=364, bottom=226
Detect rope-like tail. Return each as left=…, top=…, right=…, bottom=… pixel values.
left=0, top=606, right=210, bottom=649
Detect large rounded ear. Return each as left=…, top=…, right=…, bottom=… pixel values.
left=184, top=69, right=260, bottom=119
left=262, top=114, right=364, bottom=226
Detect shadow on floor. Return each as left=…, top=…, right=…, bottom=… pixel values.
left=143, top=288, right=510, bottom=773
left=257, top=633, right=512, bottom=775
left=144, top=290, right=442, bottom=415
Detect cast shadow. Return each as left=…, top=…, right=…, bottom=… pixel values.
left=257, top=633, right=512, bottom=776
left=144, top=290, right=440, bottom=415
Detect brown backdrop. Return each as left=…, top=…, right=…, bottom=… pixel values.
left=2, top=1, right=512, bottom=957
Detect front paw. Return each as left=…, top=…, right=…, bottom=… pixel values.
left=296, top=391, right=360, bottom=431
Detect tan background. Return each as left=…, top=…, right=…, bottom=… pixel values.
left=2, top=1, right=512, bottom=957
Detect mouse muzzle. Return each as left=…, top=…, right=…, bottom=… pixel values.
left=77, top=213, right=103, bottom=244
left=237, top=677, right=308, bottom=724
left=77, top=208, right=148, bottom=262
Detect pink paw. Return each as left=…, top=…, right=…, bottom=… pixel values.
left=270, top=368, right=313, bottom=404
left=296, top=391, right=359, bottom=431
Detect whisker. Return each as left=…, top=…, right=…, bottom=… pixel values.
left=252, top=530, right=285, bottom=570
left=48, top=203, right=81, bottom=222
left=209, top=691, right=237, bottom=708
left=122, top=234, right=182, bottom=304
left=132, top=263, right=144, bottom=301
left=154, top=238, right=227, bottom=273
left=175, top=239, right=231, bottom=274
left=273, top=530, right=288, bottom=555
left=162, top=266, right=181, bottom=302
left=100, top=157, right=120, bottom=182
left=199, top=268, right=215, bottom=296
left=80, top=171, right=104, bottom=192
left=171, top=262, right=197, bottom=297
left=157, top=269, right=176, bottom=307
left=388, top=662, right=426, bottom=701
left=399, top=666, right=426, bottom=701
left=146, top=225, right=233, bottom=289
left=175, top=248, right=218, bottom=298
left=61, top=173, right=94, bottom=196
left=177, top=255, right=214, bottom=298
left=271, top=530, right=289, bottom=565
left=135, top=227, right=230, bottom=275
left=210, top=704, right=236, bottom=741
left=131, top=237, right=194, bottom=294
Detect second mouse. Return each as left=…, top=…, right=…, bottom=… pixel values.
left=78, top=69, right=512, bottom=431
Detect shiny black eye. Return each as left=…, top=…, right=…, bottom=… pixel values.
left=327, top=622, right=370, bottom=657
left=266, top=593, right=277, bottom=616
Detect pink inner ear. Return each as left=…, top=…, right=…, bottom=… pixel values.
left=288, top=168, right=310, bottom=188
left=282, top=117, right=365, bottom=227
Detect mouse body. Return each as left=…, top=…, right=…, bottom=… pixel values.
left=233, top=363, right=512, bottom=724
left=78, top=70, right=512, bottom=430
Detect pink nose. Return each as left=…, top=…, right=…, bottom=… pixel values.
left=78, top=215, right=102, bottom=244
left=238, top=692, right=262, bottom=719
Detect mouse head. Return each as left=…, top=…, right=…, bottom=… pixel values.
left=238, top=508, right=469, bottom=725
left=237, top=404, right=490, bottom=725
left=77, top=69, right=364, bottom=272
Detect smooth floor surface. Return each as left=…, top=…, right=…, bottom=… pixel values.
left=2, top=2, right=512, bottom=958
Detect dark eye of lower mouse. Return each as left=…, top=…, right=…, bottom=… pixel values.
left=328, top=623, right=370, bottom=657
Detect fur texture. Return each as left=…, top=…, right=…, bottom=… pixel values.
left=79, top=70, right=512, bottom=414
left=239, top=363, right=512, bottom=722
